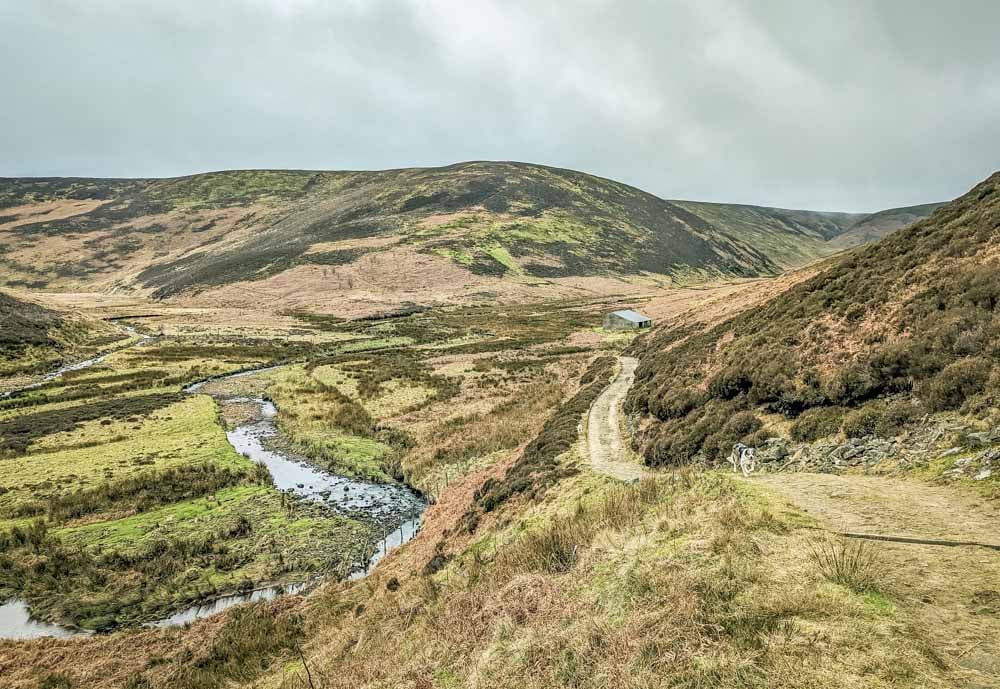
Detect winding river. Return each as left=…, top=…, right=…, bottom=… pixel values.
left=1, top=364, right=427, bottom=639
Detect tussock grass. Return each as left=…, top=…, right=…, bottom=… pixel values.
left=808, top=536, right=889, bottom=593
left=495, top=477, right=669, bottom=575
left=158, top=605, right=305, bottom=689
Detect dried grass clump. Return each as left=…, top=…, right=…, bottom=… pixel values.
left=808, top=536, right=888, bottom=593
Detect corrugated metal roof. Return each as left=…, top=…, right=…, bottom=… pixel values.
left=610, top=309, right=651, bottom=323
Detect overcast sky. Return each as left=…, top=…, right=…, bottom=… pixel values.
left=2, top=1, right=999, bottom=211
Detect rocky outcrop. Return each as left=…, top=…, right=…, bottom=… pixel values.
left=750, top=419, right=1000, bottom=480
left=758, top=436, right=899, bottom=472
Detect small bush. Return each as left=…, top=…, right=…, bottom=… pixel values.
left=823, top=362, right=876, bottom=406
left=875, top=399, right=924, bottom=436
left=649, top=387, right=704, bottom=421
left=707, top=367, right=752, bottom=400
left=723, top=411, right=761, bottom=437
left=702, top=411, right=762, bottom=460
left=842, top=407, right=884, bottom=439
left=922, top=357, right=992, bottom=412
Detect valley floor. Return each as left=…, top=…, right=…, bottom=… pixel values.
left=1, top=277, right=998, bottom=688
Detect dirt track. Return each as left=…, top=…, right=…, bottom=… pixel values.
left=755, top=472, right=1000, bottom=685
left=586, top=356, right=647, bottom=482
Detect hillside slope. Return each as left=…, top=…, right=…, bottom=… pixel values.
left=627, top=171, right=1000, bottom=466
left=670, top=200, right=864, bottom=267
left=0, top=163, right=936, bottom=314
left=0, top=289, right=121, bottom=380
left=826, top=201, right=946, bottom=251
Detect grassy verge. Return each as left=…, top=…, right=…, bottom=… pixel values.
left=264, top=366, right=395, bottom=482
left=257, top=467, right=948, bottom=689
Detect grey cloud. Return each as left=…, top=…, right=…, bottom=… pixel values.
left=1, top=0, right=998, bottom=211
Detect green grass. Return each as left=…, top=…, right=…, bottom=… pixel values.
left=432, top=247, right=475, bottom=265
left=484, top=245, right=524, bottom=276
left=0, top=396, right=243, bottom=525
left=0, top=333, right=388, bottom=629
left=56, top=484, right=374, bottom=590
left=264, top=365, right=394, bottom=481
left=3, top=469, right=374, bottom=629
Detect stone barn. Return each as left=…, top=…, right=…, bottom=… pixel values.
left=603, top=309, right=652, bottom=331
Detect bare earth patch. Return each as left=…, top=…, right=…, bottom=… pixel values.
left=0, top=199, right=107, bottom=230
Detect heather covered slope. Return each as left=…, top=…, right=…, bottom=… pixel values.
left=626, top=172, right=1000, bottom=466
left=674, top=199, right=941, bottom=267
left=0, top=163, right=936, bottom=314
left=670, top=200, right=864, bottom=267
left=0, top=290, right=63, bottom=351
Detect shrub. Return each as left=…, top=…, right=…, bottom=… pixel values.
left=875, top=399, right=924, bottom=436
left=823, top=362, right=876, bottom=406
left=649, top=387, right=704, bottom=421
left=842, top=407, right=884, bottom=439
left=922, top=357, right=992, bottom=411
left=707, top=367, right=752, bottom=400
left=702, top=411, right=763, bottom=460
left=722, top=411, right=762, bottom=437
left=790, top=407, right=845, bottom=442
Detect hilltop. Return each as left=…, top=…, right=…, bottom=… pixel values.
left=627, top=171, right=1000, bottom=467
left=0, top=163, right=936, bottom=315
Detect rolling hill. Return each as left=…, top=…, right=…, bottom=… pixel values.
left=668, top=200, right=865, bottom=268
left=0, top=162, right=938, bottom=314
left=626, top=171, right=1000, bottom=466
left=825, top=201, right=946, bottom=250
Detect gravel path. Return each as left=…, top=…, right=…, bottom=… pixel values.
left=586, top=356, right=648, bottom=482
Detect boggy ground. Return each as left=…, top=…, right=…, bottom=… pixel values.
left=0, top=328, right=376, bottom=631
